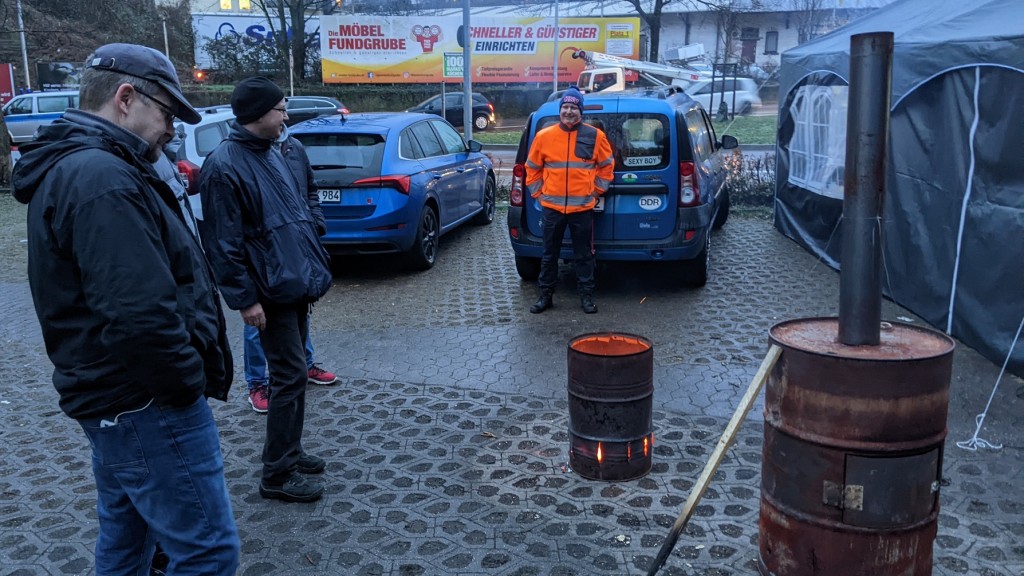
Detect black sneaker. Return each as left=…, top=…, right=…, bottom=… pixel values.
left=297, top=452, right=326, bottom=474
left=530, top=295, right=553, bottom=314
left=581, top=296, right=598, bottom=314
left=259, top=472, right=324, bottom=503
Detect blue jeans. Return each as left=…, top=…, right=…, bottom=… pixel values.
left=244, top=320, right=314, bottom=390
left=78, top=398, right=239, bottom=576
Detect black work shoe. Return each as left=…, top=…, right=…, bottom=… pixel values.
left=259, top=472, right=324, bottom=503
left=581, top=296, right=598, bottom=314
left=530, top=295, right=553, bottom=314
left=296, top=452, right=326, bottom=474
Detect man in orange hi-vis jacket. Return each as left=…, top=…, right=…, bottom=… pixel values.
left=525, top=86, right=614, bottom=314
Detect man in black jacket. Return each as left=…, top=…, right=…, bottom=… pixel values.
left=198, top=76, right=333, bottom=503
left=12, top=43, right=239, bottom=575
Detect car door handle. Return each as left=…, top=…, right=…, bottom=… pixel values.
left=456, top=167, right=466, bottom=173
left=431, top=172, right=443, bottom=179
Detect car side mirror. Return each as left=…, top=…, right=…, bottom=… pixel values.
left=467, top=140, right=483, bottom=152
left=721, top=134, right=739, bottom=150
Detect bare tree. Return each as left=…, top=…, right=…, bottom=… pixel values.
left=790, top=0, right=829, bottom=43
left=617, top=0, right=688, bottom=63
left=250, top=0, right=322, bottom=82
left=686, top=0, right=772, bottom=64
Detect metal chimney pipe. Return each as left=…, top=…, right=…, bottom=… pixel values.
left=839, top=32, right=894, bottom=346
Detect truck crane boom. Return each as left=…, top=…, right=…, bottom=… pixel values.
left=570, top=46, right=710, bottom=93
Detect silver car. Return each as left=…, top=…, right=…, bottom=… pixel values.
left=684, top=78, right=762, bottom=115
left=3, top=90, right=80, bottom=144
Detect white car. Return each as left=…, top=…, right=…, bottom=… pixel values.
left=684, top=78, right=762, bottom=115
left=171, top=107, right=235, bottom=219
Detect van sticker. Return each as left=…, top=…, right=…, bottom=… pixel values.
left=639, top=196, right=663, bottom=211
left=624, top=156, right=661, bottom=167
left=622, top=173, right=638, bottom=183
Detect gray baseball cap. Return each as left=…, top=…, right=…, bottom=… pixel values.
left=86, top=43, right=201, bottom=124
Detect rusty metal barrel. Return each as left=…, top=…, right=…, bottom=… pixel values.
left=567, top=332, right=654, bottom=481
left=758, top=317, right=955, bottom=576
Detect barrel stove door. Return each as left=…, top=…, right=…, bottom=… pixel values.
left=835, top=450, right=941, bottom=528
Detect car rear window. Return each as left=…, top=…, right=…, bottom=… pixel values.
left=297, top=132, right=385, bottom=182
left=536, top=113, right=670, bottom=170
left=195, top=122, right=228, bottom=158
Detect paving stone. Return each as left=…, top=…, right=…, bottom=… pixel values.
left=1, top=205, right=1022, bottom=575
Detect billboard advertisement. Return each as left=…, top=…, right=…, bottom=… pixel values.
left=36, top=62, right=83, bottom=91
left=320, top=16, right=640, bottom=84
left=192, top=12, right=320, bottom=69
left=0, top=64, right=16, bottom=106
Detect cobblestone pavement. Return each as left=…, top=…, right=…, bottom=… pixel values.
left=1, top=194, right=1022, bottom=575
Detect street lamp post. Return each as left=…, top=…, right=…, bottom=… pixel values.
left=162, top=18, right=170, bottom=58
left=16, top=0, right=30, bottom=90
left=552, top=0, right=559, bottom=92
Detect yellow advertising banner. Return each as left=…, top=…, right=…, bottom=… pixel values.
left=321, top=15, right=640, bottom=84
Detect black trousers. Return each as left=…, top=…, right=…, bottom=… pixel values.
left=258, top=303, right=310, bottom=484
left=538, top=207, right=595, bottom=298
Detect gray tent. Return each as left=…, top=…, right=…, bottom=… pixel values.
left=774, top=0, right=1024, bottom=376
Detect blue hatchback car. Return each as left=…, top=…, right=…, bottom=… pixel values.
left=507, top=88, right=738, bottom=286
left=291, top=113, right=496, bottom=270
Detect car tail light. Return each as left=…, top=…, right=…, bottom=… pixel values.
left=339, top=107, right=349, bottom=115
left=510, top=163, right=526, bottom=207
left=177, top=159, right=200, bottom=193
left=679, top=161, right=700, bottom=207
left=487, top=103, right=494, bottom=113
left=353, top=175, right=411, bottom=194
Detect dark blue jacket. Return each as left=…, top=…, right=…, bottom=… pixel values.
left=197, top=122, right=331, bottom=310
left=279, top=133, right=326, bottom=236
left=11, top=110, right=233, bottom=419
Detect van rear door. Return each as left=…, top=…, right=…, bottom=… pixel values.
left=605, top=113, right=676, bottom=242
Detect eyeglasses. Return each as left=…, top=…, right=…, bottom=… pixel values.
left=133, top=86, right=176, bottom=125
left=271, top=106, right=288, bottom=114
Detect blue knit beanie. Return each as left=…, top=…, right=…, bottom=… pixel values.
left=560, top=86, right=584, bottom=111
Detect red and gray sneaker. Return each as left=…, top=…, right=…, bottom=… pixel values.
left=307, top=363, right=338, bottom=385
left=248, top=384, right=269, bottom=413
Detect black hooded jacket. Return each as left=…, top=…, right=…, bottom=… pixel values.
left=12, top=110, right=233, bottom=419
left=197, top=122, right=331, bottom=310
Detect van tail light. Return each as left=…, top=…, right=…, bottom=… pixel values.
left=679, top=161, right=700, bottom=207
left=177, top=160, right=200, bottom=194
left=353, top=175, right=411, bottom=194
left=510, top=163, right=526, bottom=207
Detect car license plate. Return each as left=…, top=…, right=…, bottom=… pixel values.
left=318, top=189, right=341, bottom=203
left=594, top=197, right=605, bottom=212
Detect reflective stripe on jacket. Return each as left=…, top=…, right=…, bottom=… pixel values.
left=525, top=121, right=614, bottom=214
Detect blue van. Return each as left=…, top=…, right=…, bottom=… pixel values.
left=507, top=88, right=738, bottom=286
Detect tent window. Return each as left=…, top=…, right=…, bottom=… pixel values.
left=788, top=85, right=847, bottom=199
left=764, top=31, right=779, bottom=55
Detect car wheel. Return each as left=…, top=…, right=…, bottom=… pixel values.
left=738, top=101, right=753, bottom=115
left=473, top=114, right=489, bottom=131
left=515, top=256, right=541, bottom=280
left=680, top=230, right=710, bottom=287
left=405, top=205, right=439, bottom=271
left=712, top=189, right=730, bottom=230
left=472, top=177, right=496, bottom=225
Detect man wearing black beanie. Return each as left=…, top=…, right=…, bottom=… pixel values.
left=198, top=77, right=333, bottom=503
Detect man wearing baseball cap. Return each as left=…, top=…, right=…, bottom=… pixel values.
left=12, top=43, right=239, bottom=573
left=525, top=86, right=614, bottom=314
left=198, top=77, right=333, bottom=504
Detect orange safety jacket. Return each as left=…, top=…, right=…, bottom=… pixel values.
left=525, top=121, right=615, bottom=214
